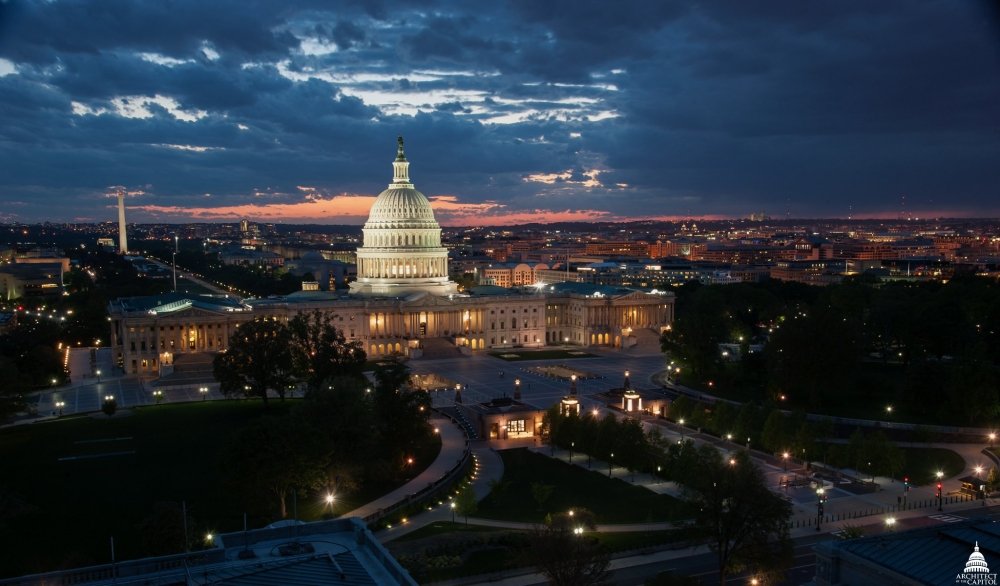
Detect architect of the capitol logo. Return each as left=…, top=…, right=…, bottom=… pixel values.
left=957, top=542, right=998, bottom=585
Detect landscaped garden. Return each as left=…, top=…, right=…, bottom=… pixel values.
left=476, top=448, right=689, bottom=523
left=490, top=349, right=596, bottom=361
left=388, top=446, right=696, bottom=585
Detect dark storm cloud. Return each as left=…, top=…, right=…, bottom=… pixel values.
left=0, top=0, right=997, bottom=222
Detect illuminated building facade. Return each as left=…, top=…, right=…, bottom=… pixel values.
left=109, top=139, right=673, bottom=376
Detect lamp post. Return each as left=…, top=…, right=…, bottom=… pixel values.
left=990, top=432, right=996, bottom=449
left=936, top=470, right=944, bottom=511
left=570, top=441, right=575, bottom=463
left=885, top=516, right=896, bottom=532
left=55, top=400, right=65, bottom=416
left=96, top=369, right=102, bottom=383
left=199, top=386, right=209, bottom=401
left=172, top=234, right=179, bottom=292
left=450, top=502, right=456, bottom=523
left=609, top=452, right=614, bottom=478
left=678, top=418, right=686, bottom=442
left=816, top=487, right=826, bottom=532
left=782, top=451, right=790, bottom=472
left=153, top=389, right=163, bottom=404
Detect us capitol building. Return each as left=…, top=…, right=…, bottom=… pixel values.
left=108, top=139, right=674, bottom=377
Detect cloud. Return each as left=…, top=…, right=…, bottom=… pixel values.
left=0, top=0, right=997, bottom=222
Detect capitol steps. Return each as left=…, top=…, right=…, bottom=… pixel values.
left=414, top=337, right=465, bottom=359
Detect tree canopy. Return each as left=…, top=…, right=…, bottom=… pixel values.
left=213, top=317, right=296, bottom=405
left=682, top=448, right=792, bottom=585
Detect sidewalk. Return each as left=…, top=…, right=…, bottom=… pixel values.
left=344, top=415, right=470, bottom=521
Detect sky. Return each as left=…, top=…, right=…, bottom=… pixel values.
left=0, top=0, right=998, bottom=226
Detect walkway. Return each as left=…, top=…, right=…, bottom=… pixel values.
left=343, top=415, right=470, bottom=520
left=377, top=443, right=505, bottom=542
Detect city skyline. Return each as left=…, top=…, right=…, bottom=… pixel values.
left=1, top=1, right=998, bottom=225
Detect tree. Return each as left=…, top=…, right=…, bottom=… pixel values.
left=135, top=501, right=196, bottom=556
left=372, top=361, right=431, bottom=460
left=221, top=415, right=331, bottom=518
left=529, top=509, right=609, bottom=586
left=760, top=409, right=787, bottom=454
left=288, top=310, right=367, bottom=393
left=682, top=448, right=792, bottom=585
left=454, top=484, right=478, bottom=525
left=292, top=376, right=378, bottom=474
left=213, top=317, right=296, bottom=406
left=531, top=482, right=555, bottom=511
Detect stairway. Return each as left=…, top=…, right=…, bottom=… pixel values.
left=625, top=328, right=664, bottom=355
left=415, top=337, right=465, bottom=359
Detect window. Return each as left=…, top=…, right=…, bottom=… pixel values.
left=509, top=419, right=526, bottom=433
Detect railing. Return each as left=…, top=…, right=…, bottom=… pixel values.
left=788, top=493, right=977, bottom=530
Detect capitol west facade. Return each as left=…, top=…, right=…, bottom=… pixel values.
left=109, top=139, right=674, bottom=377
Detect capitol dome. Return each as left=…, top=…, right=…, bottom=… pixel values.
left=349, top=137, right=458, bottom=298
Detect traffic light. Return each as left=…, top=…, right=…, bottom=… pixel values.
left=904, top=476, right=909, bottom=491
left=937, top=483, right=943, bottom=497
left=818, top=504, right=825, bottom=515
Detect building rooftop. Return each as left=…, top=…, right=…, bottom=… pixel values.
left=815, top=517, right=1000, bottom=585
left=1, top=518, right=415, bottom=586
left=110, top=292, right=249, bottom=315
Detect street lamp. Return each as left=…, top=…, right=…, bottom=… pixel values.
left=450, top=501, right=456, bottom=523
left=609, top=452, right=614, bottom=478
left=678, top=418, right=686, bottom=442
left=570, top=441, right=575, bottom=463
left=816, top=487, right=826, bottom=532
left=199, top=386, right=209, bottom=400
left=153, top=389, right=164, bottom=404
left=172, top=234, right=179, bottom=292
left=936, top=471, right=944, bottom=511
left=782, top=451, right=790, bottom=472
left=990, top=432, right=996, bottom=449
left=55, top=400, right=65, bottom=416
left=885, top=516, right=896, bottom=532
left=96, top=369, right=102, bottom=383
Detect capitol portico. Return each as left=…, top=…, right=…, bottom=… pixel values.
left=109, top=139, right=673, bottom=377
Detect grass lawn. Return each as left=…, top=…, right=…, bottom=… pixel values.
left=489, top=349, right=596, bottom=361
left=899, top=447, right=967, bottom=486
left=477, top=448, right=689, bottom=524
left=0, top=400, right=439, bottom=578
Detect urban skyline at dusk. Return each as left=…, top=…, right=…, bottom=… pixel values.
left=1, top=1, right=998, bottom=225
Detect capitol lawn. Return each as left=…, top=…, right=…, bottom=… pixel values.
left=0, top=400, right=439, bottom=579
